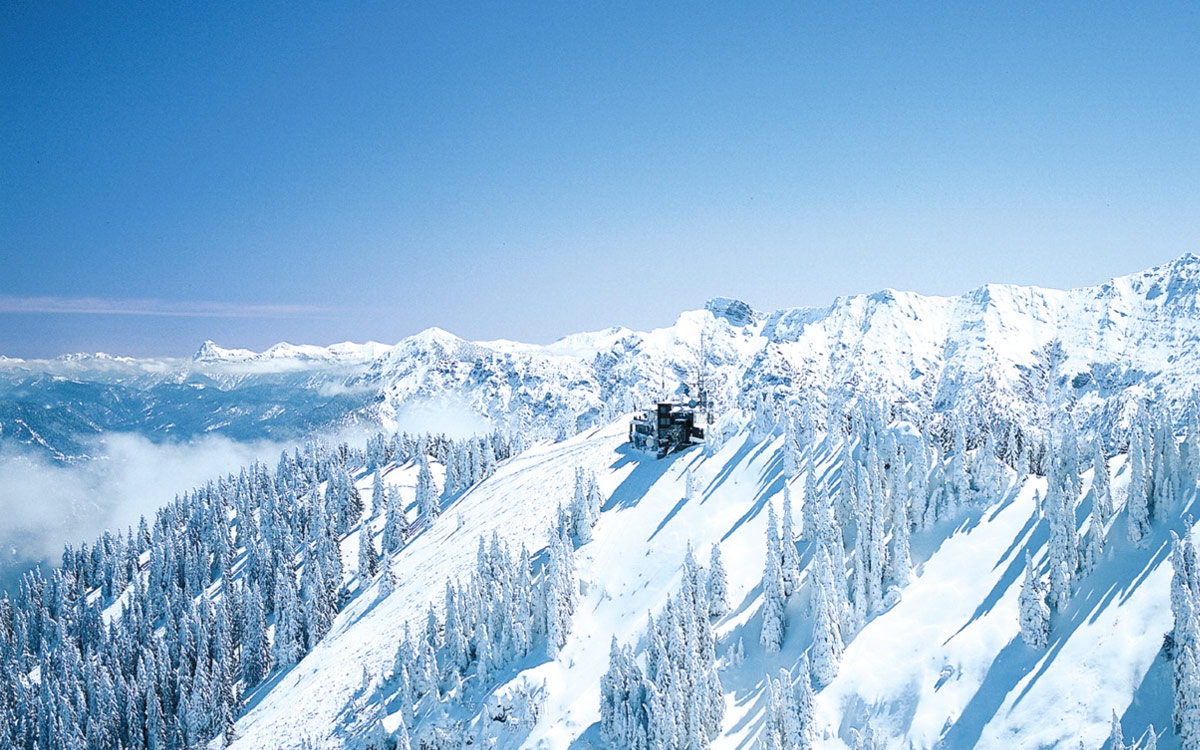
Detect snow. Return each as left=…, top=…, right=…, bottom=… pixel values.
left=13, top=255, right=1200, bottom=749
left=224, top=416, right=1189, bottom=749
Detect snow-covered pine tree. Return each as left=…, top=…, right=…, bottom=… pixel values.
left=586, top=469, right=604, bottom=520
left=1128, top=424, right=1152, bottom=546
left=863, top=462, right=888, bottom=613
left=377, top=555, right=396, bottom=599
left=889, top=467, right=913, bottom=587
left=544, top=525, right=576, bottom=659
left=707, top=542, right=730, bottom=618
left=1092, top=442, right=1113, bottom=528
left=1171, top=531, right=1200, bottom=748
left=784, top=412, right=803, bottom=479
left=764, top=669, right=798, bottom=750
left=908, top=435, right=931, bottom=532
left=301, top=548, right=334, bottom=651
left=835, top=438, right=858, bottom=534
left=271, top=567, right=302, bottom=670
left=795, top=655, right=816, bottom=750
left=442, top=441, right=461, bottom=501
left=240, top=581, right=271, bottom=689
left=570, top=467, right=599, bottom=543
left=761, top=503, right=786, bottom=653
left=1045, top=479, right=1077, bottom=612
left=1079, top=506, right=1103, bottom=579
left=945, top=421, right=969, bottom=513
left=1110, top=709, right=1126, bottom=750
left=370, top=470, right=385, bottom=520
left=781, top=487, right=802, bottom=596
left=357, top=528, right=379, bottom=580
left=1018, top=550, right=1050, bottom=649
left=416, top=453, right=438, bottom=521
left=382, top=485, right=408, bottom=554
left=811, top=546, right=845, bottom=687
left=801, top=452, right=824, bottom=541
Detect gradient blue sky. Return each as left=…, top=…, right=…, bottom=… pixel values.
left=3, top=3, right=1199, bottom=358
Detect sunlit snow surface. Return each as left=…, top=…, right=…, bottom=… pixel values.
left=227, top=423, right=1183, bottom=750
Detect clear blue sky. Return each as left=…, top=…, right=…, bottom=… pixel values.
left=2, top=2, right=1198, bottom=358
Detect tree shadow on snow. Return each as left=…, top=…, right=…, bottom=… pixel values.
left=700, top=432, right=758, bottom=496
left=719, top=458, right=788, bottom=544
left=603, top=444, right=687, bottom=512
left=567, top=721, right=604, bottom=749
left=941, top=500, right=1192, bottom=749
left=1118, top=642, right=1175, bottom=750
left=944, top=509, right=1047, bottom=644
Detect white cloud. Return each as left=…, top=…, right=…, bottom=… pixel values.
left=392, top=395, right=490, bottom=440
left=0, top=295, right=343, bottom=318
left=0, top=433, right=294, bottom=564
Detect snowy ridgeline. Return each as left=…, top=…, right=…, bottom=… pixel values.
left=13, top=254, right=1200, bottom=468
left=3, top=391, right=1200, bottom=749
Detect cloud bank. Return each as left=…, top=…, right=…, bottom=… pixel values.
left=0, top=433, right=296, bottom=592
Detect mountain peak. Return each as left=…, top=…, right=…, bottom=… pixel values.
left=705, top=297, right=757, bottom=326
left=192, top=340, right=256, bottom=362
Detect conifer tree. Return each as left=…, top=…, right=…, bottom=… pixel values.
left=784, top=413, right=803, bottom=479
left=382, top=486, right=408, bottom=554
left=1046, top=480, right=1076, bottom=612
left=370, top=471, right=385, bottom=520
left=377, top=555, right=396, bottom=599
left=811, top=547, right=845, bottom=687
left=1018, top=550, right=1050, bottom=648
left=570, top=468, right=596, bottom=543
left=801, top=453, right=823, bottom=541
left=835, top=440, right=858, bottom=533
left=890, top=474, right=913, bottom=587
left=357, top=529, right=379, bottom=581
left=1171, top=532, right=1200, bottom=748
left=707, top=543, right=730, bottom=619
left=241, top=582, right=271, bottom=689
left=416, top=454, right=438, bottom=521
left=761, top=503, right=786, bottom=653
left=1128, top=426, right=1152, bottom=546
left=271, top=568, right=302, bottom=670
left=1080, top=495, right=1105, bottom=577
left=1092, top=442, right=1113, bottom=528
left=781, top=488, right=802, bottom=596
left=1109, top=709, right=1125, bottom=750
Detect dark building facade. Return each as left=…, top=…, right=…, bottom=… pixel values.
left=629, top=402, right=705, bottom=458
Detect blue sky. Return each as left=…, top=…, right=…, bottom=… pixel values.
left=2, top=3, right=1198, bottom=358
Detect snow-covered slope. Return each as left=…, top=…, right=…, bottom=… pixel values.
left=227, top=418, right=1185, bottom=749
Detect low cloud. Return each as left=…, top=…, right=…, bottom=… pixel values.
left=0, top=433, right=297, bottom=592
left=392, top=396, right=491, bottom=440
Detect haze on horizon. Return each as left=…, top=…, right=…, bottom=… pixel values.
left=3, top=3, right=1198, bottom=359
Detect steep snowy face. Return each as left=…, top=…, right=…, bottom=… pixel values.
left=721, top=255, right=1200, bottom=440
left=358, top=255, right=1200, bottom=449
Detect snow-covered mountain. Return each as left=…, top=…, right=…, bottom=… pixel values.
left=6, top=255, right=1200, bottom=750
left=8, top=254, right=1200, bottom=460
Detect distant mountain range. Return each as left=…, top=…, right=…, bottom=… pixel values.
left=6, top=254, right=1200, bottom=460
